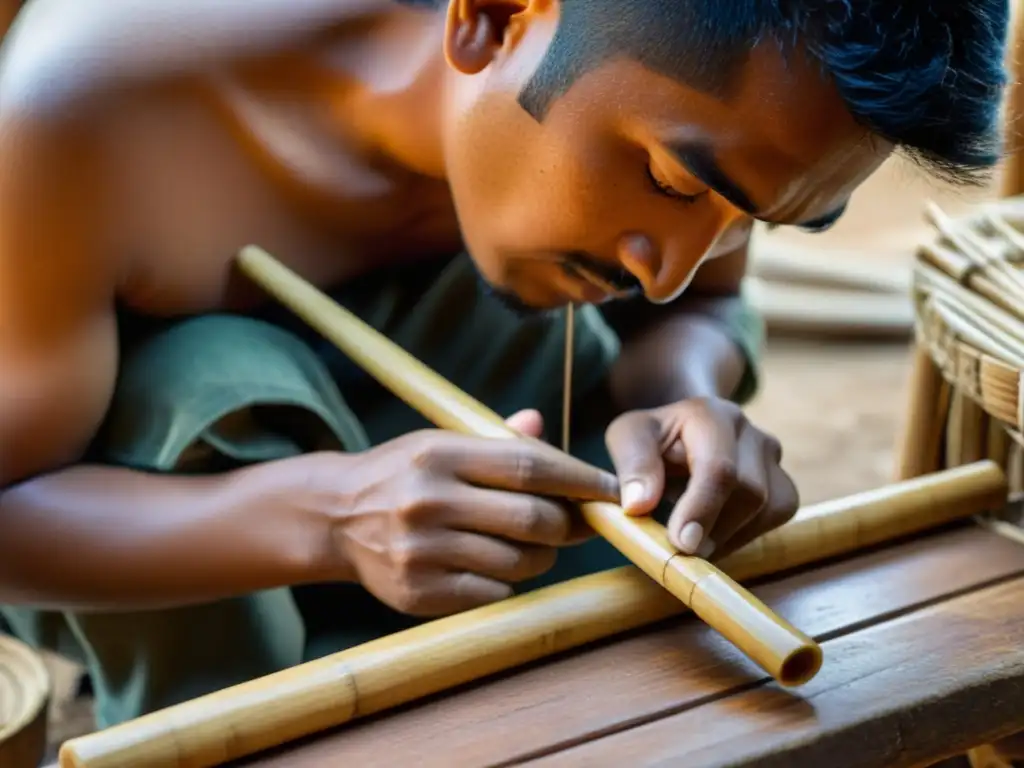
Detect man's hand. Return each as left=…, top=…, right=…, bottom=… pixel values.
left=605, top=398, right=799, bottom=559
left=329, top=410, right=619, bottom=617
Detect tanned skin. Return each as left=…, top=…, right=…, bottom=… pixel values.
left=0, top=0, right=886, bottom=616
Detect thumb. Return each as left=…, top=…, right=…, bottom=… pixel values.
left=505, top=408, right=545, bottom=439
left=604, top=411, right=665, bottom=516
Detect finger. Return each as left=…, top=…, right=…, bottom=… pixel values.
left=438, top=485, right=575, bottom=546
left=411, top=530, right=559, bottom=583
left=667, top=408, right=739, bottom=556
left=505, top=409, right=545, bottom=439
left=389, top=570, right=514, bottom=617
left=703, top=429, right=770, bottom=552
left=604, top=411, right=666, bottom=516
left=438, top=435, right=620, bottom=502
left=714, top=462, right=800, bottom=559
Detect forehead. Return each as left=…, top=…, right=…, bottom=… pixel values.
left=539, top=43, right=887, bottom=218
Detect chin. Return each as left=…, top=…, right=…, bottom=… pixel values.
left=474, top=274, right=565, bottom=319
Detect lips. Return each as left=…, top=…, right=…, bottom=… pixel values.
left=560, top=261, right=641, bottom=304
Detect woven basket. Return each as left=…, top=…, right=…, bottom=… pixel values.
left=0, top=635, right=50, bottom=768
left=901, top=196, right=1024, bottom=506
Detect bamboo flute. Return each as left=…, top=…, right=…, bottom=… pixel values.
left=233, top=245, right=821, bottom=686
left=59, top=459, right=1009, bottom=768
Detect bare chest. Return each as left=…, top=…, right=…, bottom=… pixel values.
left=102, top=79, right=461, bottom=317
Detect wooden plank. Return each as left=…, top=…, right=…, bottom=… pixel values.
left=241, top=526, right=1024, bottom=768
left=524, top=575, right=1024, bottom=768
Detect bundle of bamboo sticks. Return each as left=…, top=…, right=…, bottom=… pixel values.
left=900, top=197, right=1024, bottom=498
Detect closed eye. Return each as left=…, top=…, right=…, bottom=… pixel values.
left=798, top=218, right=840, bottom=234
left=764, top=204, right=847, bottom=234
left=645, top=166, right=703, bottom=204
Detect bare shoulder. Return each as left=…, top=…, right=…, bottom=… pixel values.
left=0, top=104, right=120, bottom=486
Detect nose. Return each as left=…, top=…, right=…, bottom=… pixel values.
left=617, top=202, right=749, bottom=303
left=616, top=228, right=719, bottom=304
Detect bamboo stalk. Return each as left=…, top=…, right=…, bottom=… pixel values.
left=233, top=245, right=821, bottom=687
left=987, top=413, right=1010, bottom=469
left=897, top=343, right=946, bottom=479
left=947, top=388, right=967, bottom=467
left=946, top=389, right=987, bottom=467
left=961, top=395, right=989, bottom=465
left=1011, top=442, right=1024, bottom=495
left=59, top=460, right=1009, bottom=768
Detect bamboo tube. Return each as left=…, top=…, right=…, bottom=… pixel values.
left=946, top=390, right=988, bottom=467
left=233, top=245, right=821, bottom=687
left=947, top=388, right=967, bottom=467
left=897, top=343, right=946, bottom=479
left=998, top=0, right=1024, bottom=199
left=987, top=414, right=1011, bottom=469
left=59, top=460, right=1009, bottom=768
left=1011, top=442, right=1024, bottom=495
left=961, top=396, right=989, bottom=465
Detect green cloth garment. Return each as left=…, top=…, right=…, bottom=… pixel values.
left=0, top=253, right=763, bottom=728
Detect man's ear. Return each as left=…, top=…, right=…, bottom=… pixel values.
left=443, top=0, right=545, bottom=75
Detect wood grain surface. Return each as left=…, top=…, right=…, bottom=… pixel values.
left=523, top=576, right=1024, bottom=768
left=240, top=525, right=1024, bottom=768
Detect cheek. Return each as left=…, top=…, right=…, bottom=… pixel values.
left=442, top=101, right=548, bottom=253
left=497, top=140, right=634, bottom=249
left=446, top=99, right=732, bottom=284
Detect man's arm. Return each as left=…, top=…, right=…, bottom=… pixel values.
left=601, top=240, right=762, bottom=410
left=0, top=112, right=342, bottom=611
left=0, top=0, right=385, bottom=114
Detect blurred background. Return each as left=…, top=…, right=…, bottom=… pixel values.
left=743, top=158, right=1002, bottom=505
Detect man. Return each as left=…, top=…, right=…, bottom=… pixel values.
left=0, top=0, right=1009, bottom=729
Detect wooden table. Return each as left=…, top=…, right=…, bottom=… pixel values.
left=234, top=522, right=1024, bottom=768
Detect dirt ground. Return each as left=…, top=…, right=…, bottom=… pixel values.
left=34, top=156, right=1004, bottom=761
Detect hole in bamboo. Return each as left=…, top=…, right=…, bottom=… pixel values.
left=779, top=645, right=823, bottom=688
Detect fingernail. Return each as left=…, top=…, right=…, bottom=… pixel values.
left=621, top=480, right=646, bottom=512
left=678, top=522, right=705, bottom=554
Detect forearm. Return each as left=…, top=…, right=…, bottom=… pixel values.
left=608, top=298, right=754, bottom=410
left=1, top=0, right=379, bottom=113
left=0, top=456, right=344, bottom=611
left=603, top=239, right=764, bottom=410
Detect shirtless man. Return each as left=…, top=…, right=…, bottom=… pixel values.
left=0, top=0, right=1009, bottom=729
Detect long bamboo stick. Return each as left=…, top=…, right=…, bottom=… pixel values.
left=59, top=460, right=1008, bottom=768
left=233, top=245, right=821, bottom=686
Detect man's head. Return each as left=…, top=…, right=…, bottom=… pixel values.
left=433, top=0, right=1009, bottom=310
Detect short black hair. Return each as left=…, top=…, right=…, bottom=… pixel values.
left=518, top=0, right=1010, bottom=187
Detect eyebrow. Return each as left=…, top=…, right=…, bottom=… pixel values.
left=663, top=141, right=848, bottom=231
